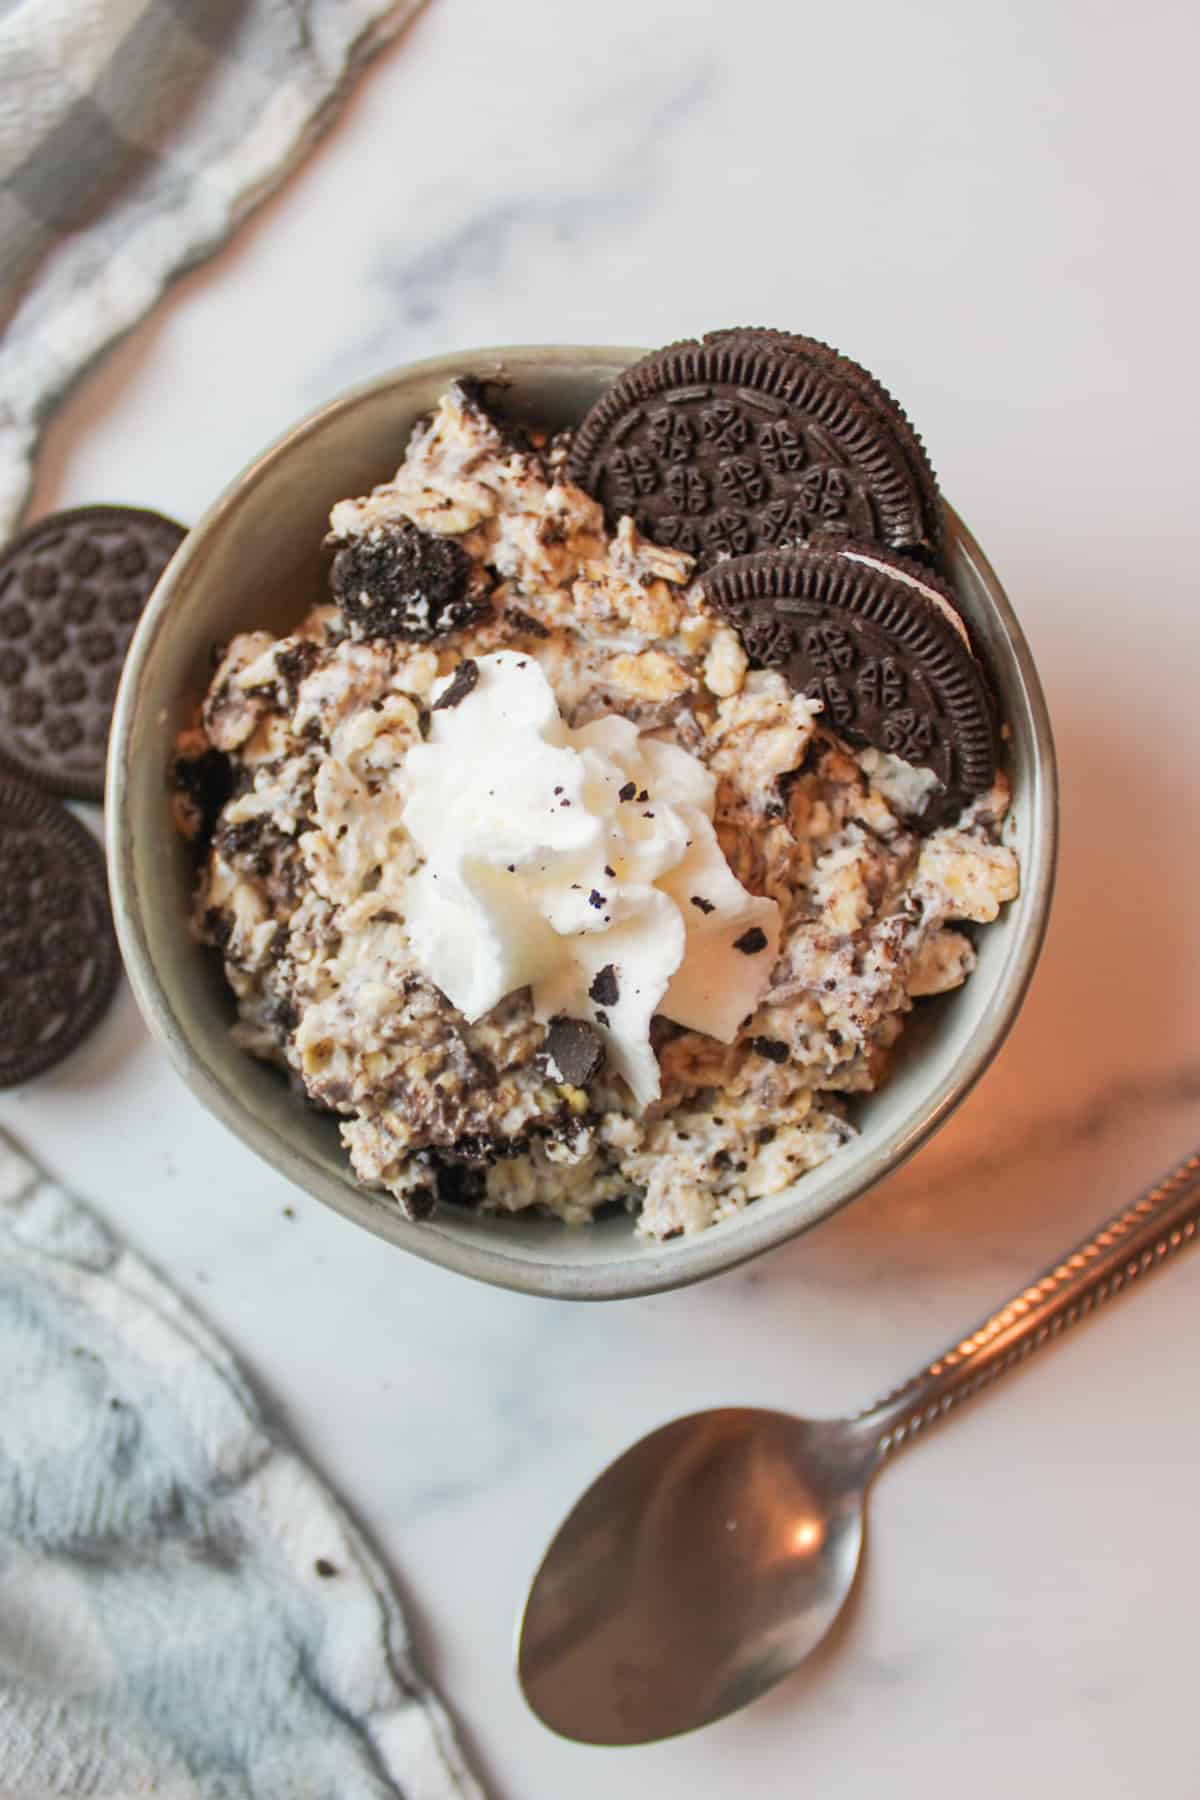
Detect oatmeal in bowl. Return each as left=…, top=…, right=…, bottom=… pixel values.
left=109, top=342, right=1055, bottom=1296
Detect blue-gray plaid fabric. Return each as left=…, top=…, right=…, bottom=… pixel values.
left=0, top=0, right=419, bottom=538
left=0, top=1125, right=483, bottom=1798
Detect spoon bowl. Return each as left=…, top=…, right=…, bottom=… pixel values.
left=518, top=1409, right=869, bottom=1745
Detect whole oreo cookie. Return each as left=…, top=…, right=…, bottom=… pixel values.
left=701, top=542, right=996, bottom=810
left=0, top=505, right=186, bottom=803
left=0, top=774, right=120, bottom=1087
left=567, top=331, right=942, bottom=567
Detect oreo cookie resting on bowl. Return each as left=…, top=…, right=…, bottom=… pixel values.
left=107, top=344, right=1057, bottom=1301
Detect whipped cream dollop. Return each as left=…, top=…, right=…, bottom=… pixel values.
left=399, top=652, right=781, bottom=1106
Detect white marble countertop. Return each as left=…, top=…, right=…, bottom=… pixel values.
left=5, top=0, right=1200, bottom=1792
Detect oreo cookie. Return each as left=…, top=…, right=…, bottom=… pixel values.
left=0, top=505, right=186, bottom=803
left=567, top=330, right=942, bottom=566
left=0, top=773, right=121, bottom=1087
left=701, top=542, right=996, bottom=810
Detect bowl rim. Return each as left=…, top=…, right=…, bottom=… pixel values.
left=107, top=344, right=1059, bottom=1301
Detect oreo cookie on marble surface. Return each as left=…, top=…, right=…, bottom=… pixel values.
left=0, top=505, right=186, bottom=803
left=701, top=541, right=996, bottom=813
left=0, top=773, right=120, bottom=1087
left=567, top=330, right=942, bottom=567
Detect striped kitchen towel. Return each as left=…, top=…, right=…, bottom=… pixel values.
left=0, top=0, right=423, bottom=539
left=0, top=1124, right=483, bottom=1799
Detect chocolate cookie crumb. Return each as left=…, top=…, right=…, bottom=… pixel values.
left=274, top=640, right=321, bottom=704
left=314, top=1559, right=338, bottom=1578
left=545, top=1016, right=606, bottom=1087
left=505, top=606, right=551, bottom=638
left=330, top=520, right=478, bottom=642
left=435, top=1160, right=489, bottom=1209
left=433, top=658, right=480, bottom=711
left=690, top=895, right=716, bottom=915
left=751, top=1036, right=789, bottom=1063
left=589, top=964, right=620, bottom=1007
left=406, top=1186, right=437, bottom=1221
left=618, top=781, right=637, bottom=802
left=733, top=927, right=768, bottom=955
left=173, top=747, right=234, bottom=851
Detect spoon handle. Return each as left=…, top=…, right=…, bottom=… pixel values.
left=852, top=1146, right=1200, bottom=1467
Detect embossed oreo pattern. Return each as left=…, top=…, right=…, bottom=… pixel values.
left=568, top=336, right=941, bottom=567
left=702, top=545, right=996, bottom=804
left=0, top=506, right=186, bottom=802
left=701, top=327, right=943, bottom=558
left=0, top=774, right=120, bottom=1086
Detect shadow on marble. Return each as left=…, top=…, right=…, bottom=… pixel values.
left=385, top=1567, right=514, bottom=1800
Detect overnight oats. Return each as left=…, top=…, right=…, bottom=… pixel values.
left=173, top=338, right=1019, bottom=1240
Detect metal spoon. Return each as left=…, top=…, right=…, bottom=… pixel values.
left=518, top=1147, right=1200, bottom=1746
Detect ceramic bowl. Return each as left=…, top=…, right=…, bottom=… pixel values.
left=107, top=346, right=1057, bottom=1300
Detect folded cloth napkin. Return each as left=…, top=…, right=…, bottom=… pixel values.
left=0, top=0, right=422, bottom=538
left=0, top=1125, right=483, bottom=1799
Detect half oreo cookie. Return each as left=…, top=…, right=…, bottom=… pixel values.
left=701, top=541, right=996, bottom=812
left=0, top=505, right=186, bottom=803
left=0, top=773, right=120, bottom=1086
left=567, top=331, right=942, bottom=566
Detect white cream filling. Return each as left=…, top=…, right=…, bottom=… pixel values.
left=841, top=549, right=971, bottom=648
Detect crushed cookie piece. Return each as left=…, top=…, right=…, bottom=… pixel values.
left=505, top=606, right=551, bottom=638
left=589, top=964, right=620, bottom=1007
left=432, top=658, right=480, bottom=710
left=545, top=1016, right=606, bottom=1087
left=330, top=520, right=480, bottom=642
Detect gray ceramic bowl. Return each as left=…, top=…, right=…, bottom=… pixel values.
left=108, top=346, right=1057, bottom=1300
